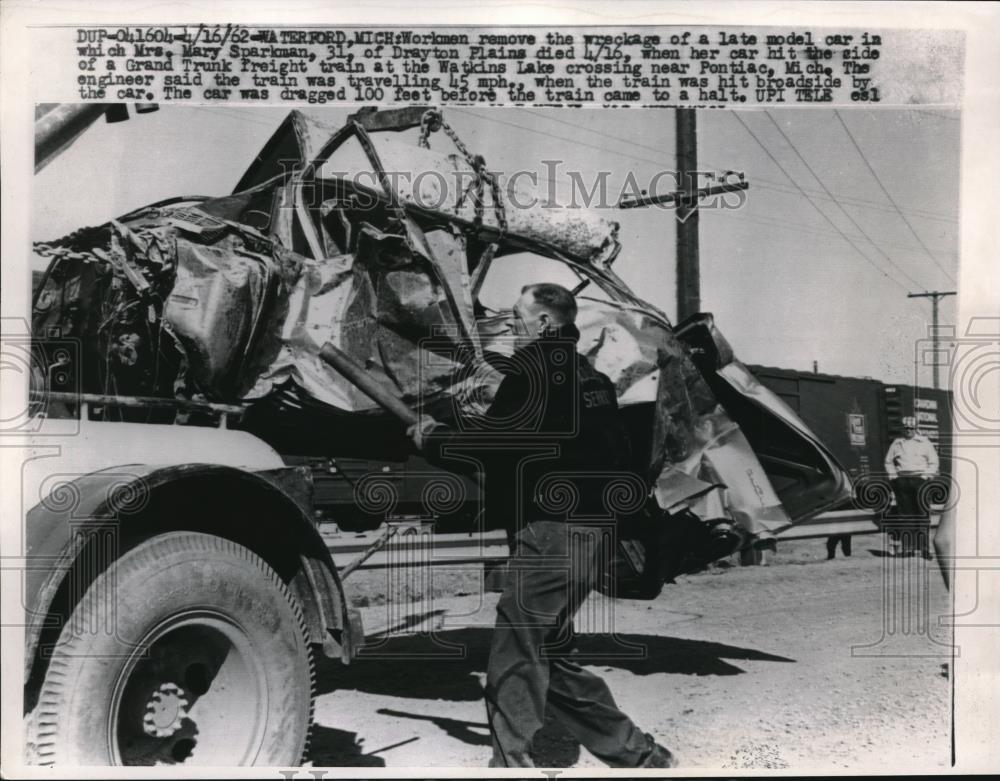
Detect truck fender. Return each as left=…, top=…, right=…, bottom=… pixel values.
left=23, top=463, right=356, bottom=685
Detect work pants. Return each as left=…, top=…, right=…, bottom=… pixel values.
left=888, top=476, right=931, bottom=556
left=485, top=520, right=650, bottom=767
left=826, top=534, right=852, bottom=558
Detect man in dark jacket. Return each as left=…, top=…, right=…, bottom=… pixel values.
left=410, top=283, right=676, bottom=768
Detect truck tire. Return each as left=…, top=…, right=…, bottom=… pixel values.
left=26, top=532, right=314, bottom=766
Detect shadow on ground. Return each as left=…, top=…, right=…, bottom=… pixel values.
left=307, top=725, right=387, bottom=767
left=315, top=622, right=794, bottom=703
left=312, top=617, right=794, bottom=766
left=310, top=703, right=581, bottom=767
left=376, top=708, right=492, bottom=746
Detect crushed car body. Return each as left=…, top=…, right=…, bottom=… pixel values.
left=31, top=106, right=851, bottom=549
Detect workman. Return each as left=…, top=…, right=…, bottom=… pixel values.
left=409, top=283, right=676, bottom=768
left=883, top=415, right=939, bottom=558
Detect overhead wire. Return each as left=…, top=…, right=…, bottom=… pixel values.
left=182, top=105, right=956, bottom=283
left=187, top=104, right=957, bottom=225
left=449, top=106, right=673, bottom=169
left=513, top=107, right=957, bottom=223
left=517, top=107, right=673, bottom=157
left=743, top=179, right=957, bottom=223
left=189, top=105, right=286, bottom=129
left=455, top=107, right=955, bottom=290
left=712, top=209, right=958, bottom=258
left=908, top=109, right=961, bottom=122
left=833, top=109, right=957, bottom=284
left=761, top=110, right=932, bottom=291
left=729, top=111, right=913, bottom=293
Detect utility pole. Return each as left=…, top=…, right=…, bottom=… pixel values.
left=618, top=109, right=746, bottom=321
left=907, top=290, right=956, bottom=389
left=676, top=108, right=700, bottom=322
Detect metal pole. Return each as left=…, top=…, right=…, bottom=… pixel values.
left=676, top=108, right=700, bottom=322
left=34, top=104, right=110, bottom=173
left=35, top=103, right=159, bottom=173
left=907, top=291, right=956, bottom=389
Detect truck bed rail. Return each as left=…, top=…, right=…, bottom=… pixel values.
left=324, top=509, right=942, bottom=571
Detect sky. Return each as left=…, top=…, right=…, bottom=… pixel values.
left=31, top=104, right=960, bottom=386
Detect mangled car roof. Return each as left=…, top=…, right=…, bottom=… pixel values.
left=235, top=108, right=621, bottom=267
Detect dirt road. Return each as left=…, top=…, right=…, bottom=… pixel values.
left=310, top=538, right=953, bottom=771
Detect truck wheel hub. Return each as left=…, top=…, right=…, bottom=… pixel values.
left=141, top=683, right=189, bottom=738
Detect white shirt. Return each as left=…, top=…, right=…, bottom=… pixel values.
left=884, top=434, right=939, bottom=478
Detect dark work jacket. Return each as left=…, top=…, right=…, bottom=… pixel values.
left=423, top=325, right=633, bottom=532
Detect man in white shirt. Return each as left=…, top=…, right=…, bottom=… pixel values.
left=883, top=415, right=940, bottom=558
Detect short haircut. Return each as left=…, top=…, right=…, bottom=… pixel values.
left=521, top=282, right=578, bottom=323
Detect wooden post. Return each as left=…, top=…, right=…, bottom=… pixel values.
left=676, top=108, right=700, bottom=322
left=907, top=291, right=956, bottom=389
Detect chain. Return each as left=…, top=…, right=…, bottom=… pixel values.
left=32, top=242, right=94, bottom=262
left=439, top=119, right=477, bottom=166
left=417, top=108, right=442, bottom=149
left=488, top=170, right=508, bottom=239
left=456, top=156, right=486, bottom=229
left=418, top=109, right=508, bottom=242
left=33, top=222, right=109, bottom=252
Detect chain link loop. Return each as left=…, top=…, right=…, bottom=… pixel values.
left=415, top=109, right=508, bottom=243
left=32, top=242, right=93, bottom=262
left=417, top=108, right=442, bottom=149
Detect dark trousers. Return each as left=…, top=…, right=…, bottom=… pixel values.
left=826, top=534, right=852, bottom=558
left=888, top=476, right=931, bottom=555
left=485, top=520, right=650, bottom=767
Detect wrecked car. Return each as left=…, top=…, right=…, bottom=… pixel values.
left=32, top=106, right=849, bottom=542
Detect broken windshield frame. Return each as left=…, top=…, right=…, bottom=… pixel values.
left=267, top=117, right=667, bottom=329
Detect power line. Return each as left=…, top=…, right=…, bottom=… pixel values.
left=196, top=105, right=578, bottom=192
left=513, top=107, right=957, bottom=224
left=761, top=110, right=931, bottom=291
left=729, top=111, right=912, bottom=293
left=504, top=107, right=952, bottom=290
left=196, top=103, right=956, bottom=250
left=462, top=110, right=956, bottom=236
left=449, top=107, right=672, bottom=169
left=747, top=179, right=957, bottom=223
left=189, top=105, right=284, bottom=129
left=185, top=100, right=960, bottom=232
left=182, top=107, right=959, bottom=259
left=909, top=109, right=960, bottom=122
left=834, top=109, right=957, bottom=284
left=517, top=107, right=671, bottom=158
left=714, top=209, right=958, bottom=257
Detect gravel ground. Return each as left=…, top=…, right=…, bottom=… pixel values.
left=310, top=537, right=953, bottom=771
